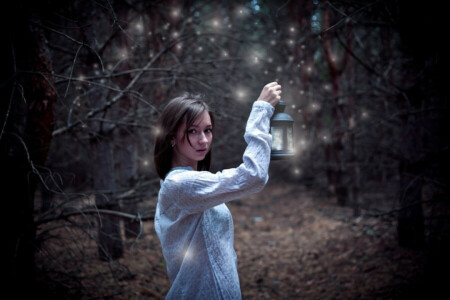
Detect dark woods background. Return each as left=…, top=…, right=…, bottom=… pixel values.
left=1, top=0, right=449, bottom=298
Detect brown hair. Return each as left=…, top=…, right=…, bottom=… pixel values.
left=153, top=93, right=214, bottom=179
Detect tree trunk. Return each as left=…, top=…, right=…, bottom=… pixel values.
left=395, top=1, right=450, bottom=257
left=321, top=6, right=350, bottom=205
left=91, top=133, right=124, bottom=260
left=1, top=8, right=56, bottom=295
left=114, top=5, right=140, bottom=239
left=117, top=130, right=139, bottom=238
left=397, top=166, right=425, bottom=249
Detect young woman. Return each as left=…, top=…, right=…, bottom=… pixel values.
left=154, top=82, right=281, bottom=299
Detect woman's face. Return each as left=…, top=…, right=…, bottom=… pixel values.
left=171, top=110, right=213, bottom=169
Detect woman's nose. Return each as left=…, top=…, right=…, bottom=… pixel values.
left=198, top=132, right=208, bottom=144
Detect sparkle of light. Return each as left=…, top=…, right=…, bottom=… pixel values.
left=117, top=48, right=129, bottom=59
left=235, top=88, right=248, bottom=100
left=135, top=22, right=143, bottom=34
left=171, top=8, right=181, bottom=18
left=310, top=103, right=320, bottom=111
left=185, top=248, right=193, bottom=260
left=236, top=6, right=248, bottom=17
left=153, top=126, right=162, bottom=137
left=212, top=18, right=220, bottom=27
left=349, top=117, right=356, bottom=129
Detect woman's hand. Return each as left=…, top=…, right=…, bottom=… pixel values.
left=257, top=82, right=282, bottom=107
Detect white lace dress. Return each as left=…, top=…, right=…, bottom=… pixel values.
left=155, top=101, right=274, bottom=299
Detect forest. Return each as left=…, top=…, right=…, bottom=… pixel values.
left=1, top=0, right=449, bottom=299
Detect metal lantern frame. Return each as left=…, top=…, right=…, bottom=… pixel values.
left=270, top=100, right=294, bottom=160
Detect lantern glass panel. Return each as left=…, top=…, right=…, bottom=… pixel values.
left=287, top=127, right=293, bottom=152
left=271, top=126, right=283, bottom=151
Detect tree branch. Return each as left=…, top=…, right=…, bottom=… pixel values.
left=35, top=207, right=155, bottom=226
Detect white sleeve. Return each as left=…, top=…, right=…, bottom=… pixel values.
left=161, top=100, right=274, bottom=214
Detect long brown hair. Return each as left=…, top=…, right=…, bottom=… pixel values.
left=153, top=93, right=214, bottom=179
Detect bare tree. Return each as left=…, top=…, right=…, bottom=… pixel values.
left=321, top=3, right=351, bottom=205
left=1, top=2, right=56, bottom=294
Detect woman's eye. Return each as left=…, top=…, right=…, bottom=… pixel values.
left=188, top=129, right=196, bottom=134
left=205, top=129, right=212, bottom=134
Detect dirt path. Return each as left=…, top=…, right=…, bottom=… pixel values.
left=36, top=182, right=426, bottom=299
left=229, top=182, right=424, bottom=299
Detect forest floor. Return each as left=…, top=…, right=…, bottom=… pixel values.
left=36, top=181, right=438, bottom=299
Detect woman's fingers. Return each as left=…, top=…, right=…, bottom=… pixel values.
left=257, top=82, right=282, bottom=106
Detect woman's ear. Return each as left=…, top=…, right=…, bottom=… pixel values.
left=170, top=137, right=176, bottom=147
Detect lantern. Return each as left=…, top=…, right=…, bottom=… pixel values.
left=270, top=100, right=294, bottom=160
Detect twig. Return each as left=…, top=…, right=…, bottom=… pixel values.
left=35, top=207, right=155, bottom=226
left=52, top=44, right=169, bottom=137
